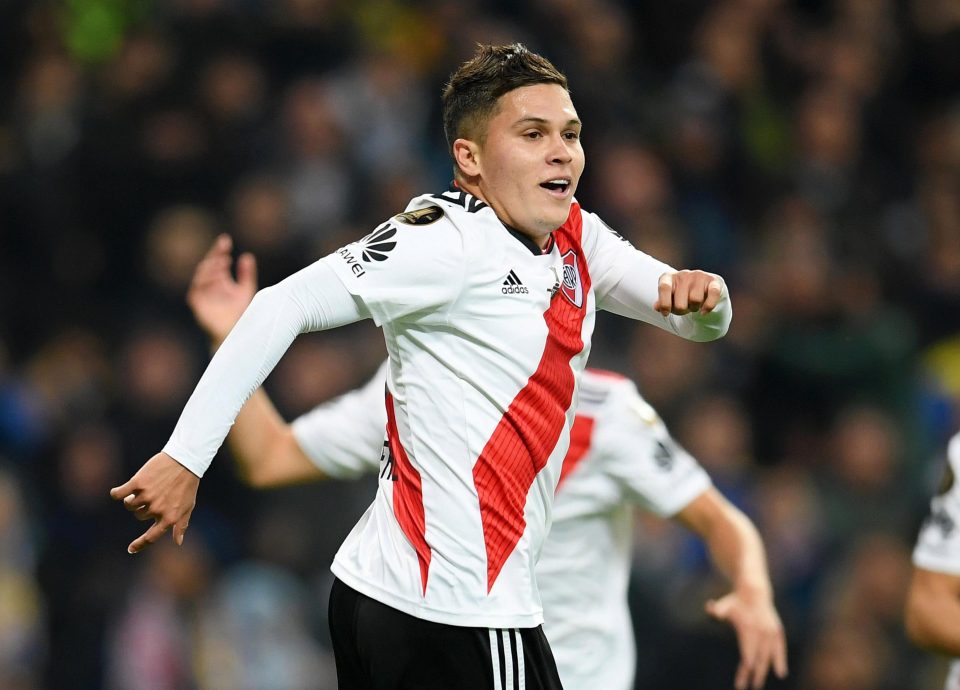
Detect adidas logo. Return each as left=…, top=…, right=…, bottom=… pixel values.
left=501, top=270, right=529, bottom=295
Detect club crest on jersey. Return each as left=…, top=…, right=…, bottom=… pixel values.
left=395, top=205, right=444, bottom=226
left=559, top=250, right=583, bottom=308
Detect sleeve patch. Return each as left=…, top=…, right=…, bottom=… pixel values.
left=395, top=205, right=445, bottom=225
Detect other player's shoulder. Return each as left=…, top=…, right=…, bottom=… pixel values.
left=935, top=432, right=960, bottom=502
left=578, top=369, right=656, bottom=422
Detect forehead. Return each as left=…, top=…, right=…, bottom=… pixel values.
left=492, top=84, right=578, bottom=125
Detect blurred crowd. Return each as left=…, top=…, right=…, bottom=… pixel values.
left=1, top=0, right=959, bottom=688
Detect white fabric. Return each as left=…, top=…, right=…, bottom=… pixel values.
left=536, top=370, right=711, bottom=690
left=163, top=261, right=364, bottom=477
left=161, top=188, right=729, bottom=629
left=291, top=362, right=388, bottom=480
left=913, top=434, right=960, bottom=576
left=292, top=367, right=711, bottom=690
left=912, top=433, right=960, bottom=690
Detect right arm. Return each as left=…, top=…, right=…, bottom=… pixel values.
left=111, top=248, right=365, bottom=553
left=183, top=235, right=327, bottom=488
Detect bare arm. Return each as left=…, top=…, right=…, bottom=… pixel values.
left=905, top=567, right=960, bottom=656
left=675, top=488, right=788, bottom=690
left=188, top=235, right=325, bottom=488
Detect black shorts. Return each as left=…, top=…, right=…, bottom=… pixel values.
left=329, top=578, right=564, bottom=690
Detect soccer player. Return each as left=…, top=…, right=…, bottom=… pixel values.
left=184, top=235, right=786, bottom=690
left=112, top=44, right=733, bottom=688
left=905, top=431, right=960, bottom=690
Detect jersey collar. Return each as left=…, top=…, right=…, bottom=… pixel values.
left=448, top=182, right=553, bottom=256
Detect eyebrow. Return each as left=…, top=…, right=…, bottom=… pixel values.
left=513, top=117, right=582, bottom=128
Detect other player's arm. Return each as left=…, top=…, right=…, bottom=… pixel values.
left=675, top=489, right=788, bottom=690
left=185, top=234, right=325, bottom=488
left=905, top=567, right=960, bottom=656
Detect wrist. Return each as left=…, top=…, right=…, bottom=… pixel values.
left=734, top=578, right=773, bottom=602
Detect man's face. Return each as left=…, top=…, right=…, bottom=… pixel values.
left=469, top=84, right=584, bottom=240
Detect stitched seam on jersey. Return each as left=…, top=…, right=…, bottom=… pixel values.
left=386, top=392, right=430, bottom=591
left=556, top=415, right=595, bottom=492
left=423, top=198, right=470, bottom=329
left=586, top=210, right=632, bottom=306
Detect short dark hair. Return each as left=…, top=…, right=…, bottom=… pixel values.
left=441, top=43, right=569, bottom=153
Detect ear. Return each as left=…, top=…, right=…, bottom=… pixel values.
left=452, top=138, right=481, bottom=177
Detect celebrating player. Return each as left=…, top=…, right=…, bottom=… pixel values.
left=112, top=44, right=732, bottom=688
left=905, top=432, right=960, bottom=689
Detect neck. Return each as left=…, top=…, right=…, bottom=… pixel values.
left=454, top=176, right=552, bottom=250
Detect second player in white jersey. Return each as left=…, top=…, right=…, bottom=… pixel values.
left=536, top=370, right=712, bottom=690
left=907, top=432, right=960, bottom=690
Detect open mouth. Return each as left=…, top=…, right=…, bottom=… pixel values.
left=540, top=178, right=571, bottom=196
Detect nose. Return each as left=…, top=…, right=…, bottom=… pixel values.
left=547, top=132, right=573, bottom=165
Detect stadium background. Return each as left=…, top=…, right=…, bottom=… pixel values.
left=1, top=0, right=959, bottom=687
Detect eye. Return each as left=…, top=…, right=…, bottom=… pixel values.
left=524, top=130, right=543, bottom=140
left=564, top=131, right=580, bottom=141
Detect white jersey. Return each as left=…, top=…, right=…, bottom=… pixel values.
left=912, top=432, right=960, bottom=690
left=295, top=367, right=711, bottom=690
left=536, top=370, right=711, bottom=690
left=163, top=187, right=730, bottom=629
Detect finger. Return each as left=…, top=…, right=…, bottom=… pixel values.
left=173, top=518, right=190, bottom=546
left=750, top=641, right=772, bottom=690
left=127, top=519, right=170, bottom=555
left=686, top=279, right=707, bottom=312
left=673, top=278, right=690, bottom=314
left=134, top=505, right=153, bottom=522
left=208, top=233, right=232, bottom=258
left=705, top=598, right=729, bottom=621
left=656, top=273, right=674, bottom=316
left=190, top=258, right=232, bottom=292
left=735, top=658, right=751, bottom=690
left=110, top=480, right=137, bottom=501
left=736, top=633, right=759, bottom=690
left=701, top=278, right=724, bottom=313
left=123, top=493, right=148, bottom=512
left=236, top=252, right=258, bottom=292
left=773, top=629, right=788, bottom=678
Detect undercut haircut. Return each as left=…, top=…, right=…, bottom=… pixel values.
left=442, top=44, right=569, bottom=157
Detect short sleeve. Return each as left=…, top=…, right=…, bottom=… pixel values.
left=598, top=382, right=711, bottom=517
left=913, top=433, right=960, bottom=575
left=291, top=362, right=389, bottom=479
left=323, top=205, right=466, bottom=326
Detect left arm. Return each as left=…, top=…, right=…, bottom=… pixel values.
left=602, top=261, right=732, bottom=342
left=675, top=488, right=788, bottom=690
left=582, top=213, right=732, bottom=341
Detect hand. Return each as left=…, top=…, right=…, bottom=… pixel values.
left=187, top=234, right=258, bottom=345
left=706, top=588, right=788, bottom=690
left=110, top=452, right=200, bottom=554
left=654, top=270, right=725, bottom=317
